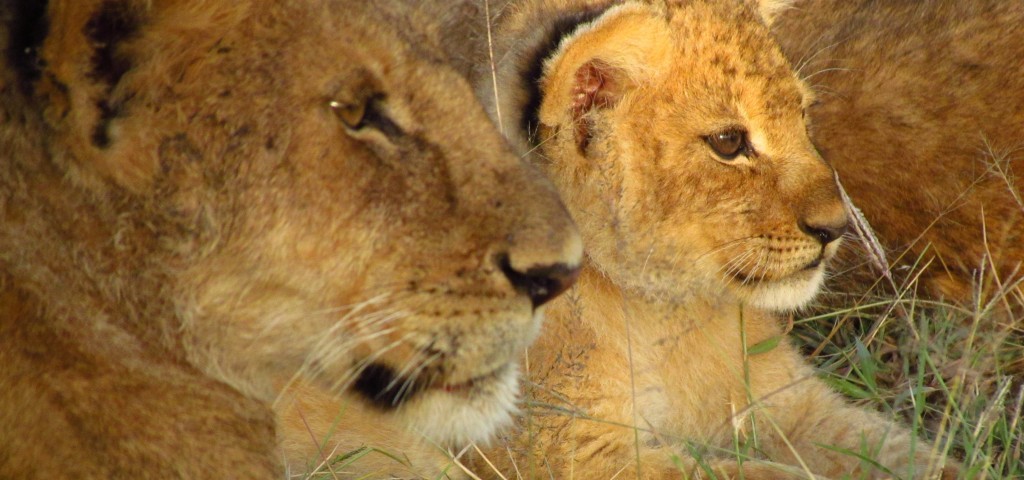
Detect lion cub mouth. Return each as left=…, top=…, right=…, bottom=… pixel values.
left=353, top=362, right=509, bottom=409
left=729, top=253, right=825, bottom=285
left=729, top=248, right=835, bottom=312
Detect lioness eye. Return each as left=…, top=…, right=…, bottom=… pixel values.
left=329, top=96, right=403, bottom=138
left=705, top=129, right=748, bottom=160
left=329, top=100, right=368, bottom=129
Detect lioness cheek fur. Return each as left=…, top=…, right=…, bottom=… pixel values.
left=0, top=0, right=583, bottom=477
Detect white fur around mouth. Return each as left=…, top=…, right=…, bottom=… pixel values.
left=744, top=264, right=826, bottom=312
left=407, top=363, right=521, bottom=446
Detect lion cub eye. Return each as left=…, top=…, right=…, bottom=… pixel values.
left=705, top=128, right=749, bottom=160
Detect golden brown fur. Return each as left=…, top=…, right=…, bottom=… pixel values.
left=456, top=0, right=960, bottom=478
left=276, top=382, right=468, bottom=477
left=773, top=0, right=1024, bottom=317
left=0, top=0, right=581, bottom=477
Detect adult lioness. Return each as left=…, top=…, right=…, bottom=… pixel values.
left=0, top=0, right=580, bottom=477
left=772, top=0, right=1024, bottom=317
left=459, top=0, right=959, bottom=478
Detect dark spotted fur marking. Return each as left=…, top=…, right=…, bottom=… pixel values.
left=5, top=0, right=50, bottom=95
left=91, top=100, right=117, bottom=148
left=84, top=0, right=142, bottom=148
left=84, top=0, right=140, bottom=86
left=521, top=6, right=608, bottom=142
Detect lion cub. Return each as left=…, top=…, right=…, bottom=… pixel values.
left=461, top=0, right=960, bottom=478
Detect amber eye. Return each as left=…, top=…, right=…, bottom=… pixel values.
left=329, top=100, right=368, bottom=130
left=329, top=95, right=403, bottom=138
left=705, top=128, right=748, bottom=160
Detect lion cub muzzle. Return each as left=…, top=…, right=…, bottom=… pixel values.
left=799, top=215, right=848, bottom=247
left=796, top=179, right=850, bottom=249
left=793, top=169, right=851, bottom=263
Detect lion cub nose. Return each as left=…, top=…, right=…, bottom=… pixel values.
left=799, top=218, right=849, bottom=246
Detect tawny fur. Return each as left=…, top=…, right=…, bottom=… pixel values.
left=453, top=0, right=959, bottom=478
left=0, top=0, right=581, bottom=477
left=773, top=0, right=1024, bottom=319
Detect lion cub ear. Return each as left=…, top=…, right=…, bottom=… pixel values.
left=747, top=0, right=799, bottom=26
left=566, top=60, right=631, bottom=152
left=538, top=4, right=670, bottom=153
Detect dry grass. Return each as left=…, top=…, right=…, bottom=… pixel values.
left=793, top=279, right=1023, bottom=479
left=295, top=216, right=1022, bottom=478
left=299, top=278, right=1022, bottom=479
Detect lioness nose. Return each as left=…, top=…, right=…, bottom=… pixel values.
left=799, top=219, right=849, bottom=246
left=499, top=256, right=581, bottom=309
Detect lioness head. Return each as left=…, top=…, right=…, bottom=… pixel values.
left=10, top=0, right=580, bottom=447
left=486, top=0, right=846, bottom=311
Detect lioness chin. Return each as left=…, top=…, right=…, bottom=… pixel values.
left=0, top=0, right=581, bottom=477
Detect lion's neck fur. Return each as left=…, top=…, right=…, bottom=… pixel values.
left=560, top=262, right=755, bottom=335
left=535, top=264, right=789, bottom=447
left=0, top=90, right=181, bottom=355
left=0, top=94, right=282, bottom=475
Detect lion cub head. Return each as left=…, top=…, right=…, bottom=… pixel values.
left=487, top=0, right=847, bottom=311
left=6, top=0, right=580, bottom=449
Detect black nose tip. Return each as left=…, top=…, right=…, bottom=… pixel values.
left=499, top=257, right=580, bottom=309
left=799, top=220, right=849, bottom=246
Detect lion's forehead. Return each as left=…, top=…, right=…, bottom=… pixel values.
left=664, top=3, right=807, bottom=119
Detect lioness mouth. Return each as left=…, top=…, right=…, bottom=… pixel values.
left=352, top=363, right=422, bottom=410
left=437, top=365, right=508, bottom=394
left=353, top=362, right=507, bottom=410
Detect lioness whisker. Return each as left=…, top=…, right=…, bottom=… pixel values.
left=278, top=308, right=408, bottom=401
left=386, top=348, right=435, bottom=394
left=327, top=333, right=415, bottom=396
left=793, top=36, right=845, bottom=79
left=273, top=322, right=403, bottom=408
left=391, top=350, right=445, bottom=406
